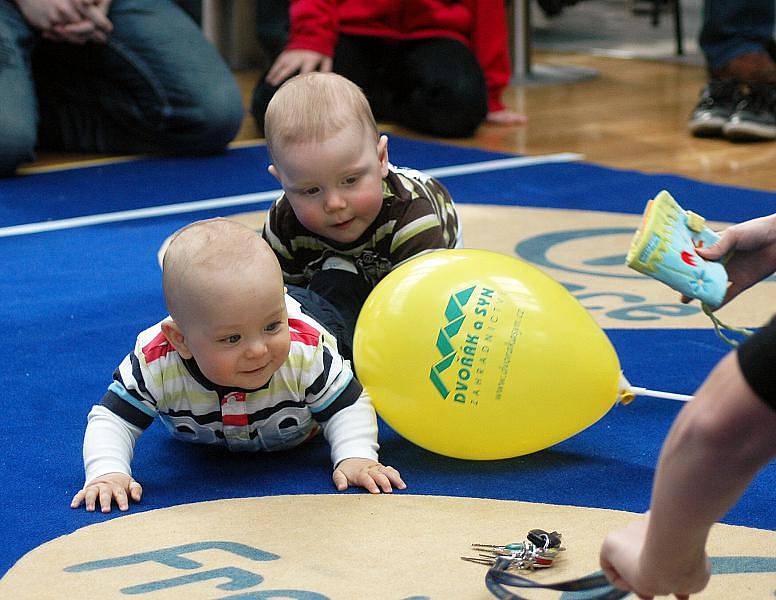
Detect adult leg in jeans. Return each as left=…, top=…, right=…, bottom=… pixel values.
left=689, top=0, right=776, bottom=139
left=334, top=36, right=487, bottom=137
left=252, top=34, right=488, bottom=138
left=0, top=3, right=39, bottom=176
left=330, top=35, right=393, bottom=123
left=256, top=0, right=289, bottom=70
left=700, top=0, right=776, bottom=80
left=33, top=0, right=243, bottom=156
left=384, top=38, right=488, bottom=138
left=286, top=283, right=357, bottom=361
left=249, top=0, right=291, bottom=133
left=173, top=0, right=202, bottom=24
left=250, top=32, right=382, bottom=133
left=307, top=267, right=373, bottom=360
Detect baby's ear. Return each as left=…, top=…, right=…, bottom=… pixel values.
left=377, top=135, right=389, bottom=177
left=161, top=320, right=192, bottom=359
left=268, top=164, right=280, bottom=181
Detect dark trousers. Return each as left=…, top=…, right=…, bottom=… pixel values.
left=286, top=269, right=372, bottom=361
left=699, top=0, right=776, bottom=72
left=0, top=0, right=243, bottom=176
left=252, top=34, right=488, bottom=138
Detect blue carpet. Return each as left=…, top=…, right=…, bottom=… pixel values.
left=0, top=138, right=773, bottom=577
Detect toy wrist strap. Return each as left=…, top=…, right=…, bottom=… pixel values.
left=702, top=303, right=753, bottom=347
left=486, top=557, right=628, bottom=599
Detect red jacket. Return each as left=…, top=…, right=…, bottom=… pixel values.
left=287, top=0, right=511, bottom=112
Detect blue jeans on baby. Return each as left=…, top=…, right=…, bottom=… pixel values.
left=700, top=0, right=776, bottom=72
left=286, top=285, right=356, bottom=362
left=0, top=0, right=244, bottom=176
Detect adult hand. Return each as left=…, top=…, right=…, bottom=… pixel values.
left=332, top=458, right=406, bottom=494
left=45, top=0, right=113, bottom=44
left=15, top=0, right=84, bottom=31
left=79, top=0, right=113, bottom=36
left=486, top=109, right=528, bottom=125
left=17, top=0, right=112, bottom=44
left=265, top=49, right=333, bottom=86
left=70, top=472, right=143, bottom=513
left=600, top=515, right=710, bottom=600
left=682, top=213, right=776, bottom=307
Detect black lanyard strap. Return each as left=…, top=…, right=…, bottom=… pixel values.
left=486, top=557, right=630, bottom=600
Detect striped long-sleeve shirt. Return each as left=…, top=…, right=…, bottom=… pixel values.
left=82, top=294, right=378, bottom=483
left=263, top=164, right=462, bottom=287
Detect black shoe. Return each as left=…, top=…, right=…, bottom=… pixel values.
left=688, top=80, right=740, bottom=138
left=723, top=83, right=776, bottom=142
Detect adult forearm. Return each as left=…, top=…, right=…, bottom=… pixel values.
left=288, top=0, right=338, bottom=55
left=642, top=352, right=776, bottom=572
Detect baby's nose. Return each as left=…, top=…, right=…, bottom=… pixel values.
left=244, top=339, right=268, bottom=358
left=324, top=192, right=347, bottom=212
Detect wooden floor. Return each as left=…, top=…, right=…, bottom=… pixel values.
left=28, top=52, right=776, bottom=192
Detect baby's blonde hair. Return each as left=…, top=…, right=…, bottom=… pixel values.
left=264, top=72, right=378, bottom=161
left=162, top=218, right=279, bottom=324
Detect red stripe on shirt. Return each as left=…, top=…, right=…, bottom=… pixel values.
left=222, top=414, right=249, bottom=427
left=288, top=318, right=321, bottom=347
left=222, top=392, right=246, bottom=405
left=142, top=331, right=175, bottom=363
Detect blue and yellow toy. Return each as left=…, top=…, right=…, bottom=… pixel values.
left=626, top=190, right=728, bottom=308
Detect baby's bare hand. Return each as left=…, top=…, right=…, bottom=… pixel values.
left=70, top=472, right=142, bottom=513
left=332, top=458, right=406, bottom=494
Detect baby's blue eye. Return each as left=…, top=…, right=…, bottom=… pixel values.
left=304, top=187, right=320, bottom=195
left=344, top=176, right=358, bottom=185
left=225, top=334, right=241, bottom=344
left=265, top=321, right=281, bottom=333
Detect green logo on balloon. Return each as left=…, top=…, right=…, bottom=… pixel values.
left=429, top=286, right=476, bottom=400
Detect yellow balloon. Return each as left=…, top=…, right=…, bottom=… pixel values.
left=353, top=249, right=621, bottom=460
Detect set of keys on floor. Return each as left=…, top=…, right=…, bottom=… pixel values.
left=461, top=529, right=565, bottom=570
